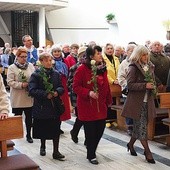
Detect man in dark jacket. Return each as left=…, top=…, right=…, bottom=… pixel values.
left=149, top=41, right=170, bottom=93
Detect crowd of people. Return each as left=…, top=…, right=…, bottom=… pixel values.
left=0, top=36, right=170, bottom=165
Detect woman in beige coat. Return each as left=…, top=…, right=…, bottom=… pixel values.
left=7, top=47, right=35, bottom=143
left=121, top=45, right=156, bottom=164
left=0, top=74, right=9, bottom=120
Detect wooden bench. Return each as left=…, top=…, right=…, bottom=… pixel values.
left=0, top=116, right=39, bottom=170
left=111, top=104, right=169, bottom=140
left=108, top=84, right=122, bottom=127
left=162, top=118, right=170, bottom=146
left=0, top=140, right=15, bottom=152
left=158, top=93, right=170, bottom=146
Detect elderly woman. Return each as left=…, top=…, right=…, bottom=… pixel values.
left=73, top=46, right=112, bottom=165
left=28, top=52, right=65, bottom=160
left=7, top=47, right=35, bottom=143
left=51, top=45, right=71, bottom=134
left=121, top=45, right=156, bottom=164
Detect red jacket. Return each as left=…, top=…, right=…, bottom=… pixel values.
left=65, top=54, right=77, bottom=70
left=73, top=64, right=112, bottom=121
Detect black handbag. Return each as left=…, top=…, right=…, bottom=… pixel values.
left=122, top=86, right=128, bottom=96
left=55, top=97, right=65, bottom=115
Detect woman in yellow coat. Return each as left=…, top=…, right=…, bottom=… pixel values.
left=103, top=43, right=120, bottom=127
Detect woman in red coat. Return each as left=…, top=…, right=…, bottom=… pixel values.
left=73, top=46, right=112, bottom=165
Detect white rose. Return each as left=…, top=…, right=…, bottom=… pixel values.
left=143, top=65, right=149, bottom=72
left=18, top=69, right=21, bottom=73
left=90, top=60, right=96, bottom=65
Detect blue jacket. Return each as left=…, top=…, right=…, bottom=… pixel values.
left=28, top=68, right=64, bottom=119
left=27, top=48, right=38, bottom=65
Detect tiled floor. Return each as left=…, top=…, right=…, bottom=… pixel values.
left=9, top=115, right=170, bottom=170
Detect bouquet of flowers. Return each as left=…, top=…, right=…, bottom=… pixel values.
left=18, top=69, right=27, bottom=82
left=142, top=65, right=157, bottom=97
left=87, top=60, right=100, bottom=112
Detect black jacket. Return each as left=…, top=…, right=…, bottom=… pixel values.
left=28, top=68, right=64, bottom=119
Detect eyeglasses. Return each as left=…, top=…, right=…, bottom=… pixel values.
left=19, top=55, right=27, bottom=59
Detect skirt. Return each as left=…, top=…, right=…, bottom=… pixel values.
left=133, top=102, right=148, bottom=140
left=33, top=117, right=61, bottom=139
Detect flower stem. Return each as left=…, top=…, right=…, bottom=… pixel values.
left=96, top=99, right=100, bottom=112
left=51, top=99, right=54, bottom=108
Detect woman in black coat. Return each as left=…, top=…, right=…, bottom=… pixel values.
left=28, top=52, right=65, bottom=161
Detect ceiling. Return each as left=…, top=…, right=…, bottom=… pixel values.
left=0, top=1, right=68, bottom=12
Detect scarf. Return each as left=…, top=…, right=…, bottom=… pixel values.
left=96, top=62, right=107, bottom=75
left=14, top=60, right=29, bottom=70
left=54, top=57, right=68, bottom=77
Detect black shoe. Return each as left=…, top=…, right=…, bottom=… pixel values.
left=127, top=129, right=132, bottom=136
left=53, top=152, right=65, bottom=161
left=127, top=143, right=137, bottom=156
left=144, top=151, right=155, bottom=164
left=70, top=130, right=78, bottom=143
left=40, top=148, right=46, bottom=156
left=60, top=129, right=64, bottom=134
left=27, top=137, right=33, bottom=143
left=89, top=158, right=99, bottom=165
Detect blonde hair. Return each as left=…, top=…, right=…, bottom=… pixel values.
left=129, top=45, right=150, bottom=63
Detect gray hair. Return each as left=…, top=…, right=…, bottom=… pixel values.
left=129, top=45, right=150, bottom=63
left=39, top=52, right=52, bottom=61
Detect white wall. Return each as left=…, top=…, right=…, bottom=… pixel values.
left=46, top=0, right=119, bottom=46
left=46, top=0, right=170, bottom=46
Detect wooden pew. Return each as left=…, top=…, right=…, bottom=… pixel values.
left=111, top=104, right=169, bottom=140
left=158, top=93, right=170, bottom=146
left=108, top=84, right=124, bottom=127
left=0, top=116, right=39, bottom=170
left=0, top=140, right=15, bottom=152
left=0, top=116, right=23, bottom=158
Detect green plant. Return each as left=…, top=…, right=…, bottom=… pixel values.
left=106, top=13, right=115, bottom=21
left=162, top=20, right=170, bottom=31
left=39, top=66, right=54, bottom=94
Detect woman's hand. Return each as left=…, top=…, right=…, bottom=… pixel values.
left=0, top=113, right=8, bottom=120
left=53, top=91, right=58, bottom=97
left=89, top=91, right=98, bottom=99
left=146, top=82, right=154, bottom=89
left=113, top=79, right=119, bottom=84
left=22, top=82, right=28, bottom=88
left=47, top=93, right=53, bottom=99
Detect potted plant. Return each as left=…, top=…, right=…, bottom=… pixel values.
left=162, top=20, right=170, bottom=40
left=106, top=13, right=116, bottom=23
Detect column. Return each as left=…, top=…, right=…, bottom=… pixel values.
left=39, top=7, right=46, bottom=47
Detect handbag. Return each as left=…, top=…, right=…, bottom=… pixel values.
left=55, top=97, right=65, bottom=116
left=122, top=86, right=128, bottom=96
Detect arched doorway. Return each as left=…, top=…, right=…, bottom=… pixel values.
left=0, top=37, right=5, bottom=47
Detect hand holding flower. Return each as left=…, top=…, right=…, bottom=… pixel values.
left=22, top=82, right=28, bottom=88
left=47, top=93, right=53, bottom=99
left=89, top=91, right=98, bottom=100
left=146, top=82, right=154, bottom=89
left=87, top=60, right=100, bottom=112
left=53, top=91, right=58, bottom=97
left=142, top=64, right=157, bottom=97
